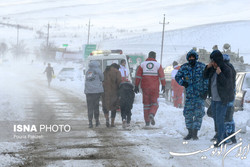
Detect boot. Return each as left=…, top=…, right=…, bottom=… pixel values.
left=149, top=114, right=155, bottom=125
left=105, top=114, right=110, bottom=127
left=231, top=135, right=237, bottom=144
left=184, top=129, right=192, bottom=140
left=210, top=133, right=218, bottom=142
left=89, top=120, right=93, bottom=128
left=192, top=129, right=199, bottom=140
left=111, top=118, right=115, bottom=127
left=145, top=122, right=150, bottom=126
left=96, top=119, right=100, bottom=127
left=122, top=119, right=126, bottom=129
left=127, top=119, right=131, bottom=127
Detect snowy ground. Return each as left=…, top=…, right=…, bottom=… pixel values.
left=0, top=61, right=249, bottom=167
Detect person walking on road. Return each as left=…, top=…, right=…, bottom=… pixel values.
left=119, top=82, right=135, bottom=128
left=134, top=51, right=166, bottom=126
left=175, top=49, right=208, bottom=140
left=43, top=63, right=54, bottom=87
left=84, top=61, right=104, bottom=128
left=103, top=63, right=122, bottom=127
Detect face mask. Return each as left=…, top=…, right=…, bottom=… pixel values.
left=189, top=59, right=196, bottom=67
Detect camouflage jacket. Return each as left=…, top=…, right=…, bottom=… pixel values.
left=175, top=62, right=208, bottom=99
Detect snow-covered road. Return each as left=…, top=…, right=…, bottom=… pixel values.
left=0, top=62, right=249, bottom=167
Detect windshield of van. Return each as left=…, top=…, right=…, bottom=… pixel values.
left=103, top=59, right=123, bottom=71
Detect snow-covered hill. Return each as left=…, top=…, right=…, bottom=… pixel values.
left=1, top=0, right=250, bottom=31
left=1, top=0, right=250, bottom=65
left=100, top=20, right=250, bottom=67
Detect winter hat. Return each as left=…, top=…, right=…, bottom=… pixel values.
left=148, top=51, right=156, bottom=59
left=210, top=50, right=224, bottom=66
left=186, top=49, right=198, bottom=61
left=172, top=61, right=178, bottom=67
left=111, top=63, right=120, bottom=70
left=223, top=54, right=230, bottom=62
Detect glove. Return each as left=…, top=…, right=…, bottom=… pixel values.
left=134, top=86, right=139, bottom=94
left=182, top=81, right=189, bottom=88
left=161, top=86, right=166, bottom=94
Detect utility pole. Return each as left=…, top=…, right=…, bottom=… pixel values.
left=87, top=19, right=93, bottom=44
left=47, top=23, right=50, bottom=47
left=16, top=24, right=19, bottom=58
left=17, top=24, right=19, bottom=47
left=159, top=14, right=169, bottom=65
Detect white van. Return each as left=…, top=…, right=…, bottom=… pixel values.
left=84, top=53, right=132, bottom=82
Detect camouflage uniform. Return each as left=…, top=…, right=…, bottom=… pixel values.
left=175, top=50, right=208, bottom=130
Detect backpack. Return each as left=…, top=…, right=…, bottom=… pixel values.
left=86, top=69, right=96, bottom=81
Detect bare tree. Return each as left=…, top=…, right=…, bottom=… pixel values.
left=35, top=42, right=57, bottom=60
left=0, top=42, right=8, bottom=59
left=10, top=40, right=29, bottom=59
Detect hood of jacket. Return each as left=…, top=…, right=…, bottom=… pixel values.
left=89, top=60, right=100, bottom=69
left=210, top=50, right=224, bottom=67
left=186, top=49, right=199, bottom=61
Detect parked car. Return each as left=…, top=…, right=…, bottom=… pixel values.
left=57, top=68, right=75, bottom=81
left=205, top=72, right=250, bottom=111
left=235, top=72, right=250, bottom=109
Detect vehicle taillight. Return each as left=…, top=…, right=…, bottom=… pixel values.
left=90, top=53, right=93, bottom=56
left=120, top=51, right=123, bottom=54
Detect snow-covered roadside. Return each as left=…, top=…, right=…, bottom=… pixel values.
left=126, top=94, right=250, bottom=167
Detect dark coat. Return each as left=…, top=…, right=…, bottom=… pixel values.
left=44, top=66, right=54, bottom=78
left=118, top=82, right=135, bottom=110
left=103, top=66, right=122, bottom=111
left=225, top=62, right=236, bottom=90
left=203, top=63, right=234, bottom=104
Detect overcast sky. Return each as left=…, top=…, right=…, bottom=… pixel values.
left=0, top=0, right=250, bottom=31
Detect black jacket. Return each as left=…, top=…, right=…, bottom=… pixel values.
left=203, top=63, right=234, bottom=104
left=118, top=82, right=135, bottom=110
left=225, top=62, right=236, bottom=90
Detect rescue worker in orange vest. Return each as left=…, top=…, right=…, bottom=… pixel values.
left=171, top=61, right=184, bottom=108
left=134, top=51, right=166, bottom=126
